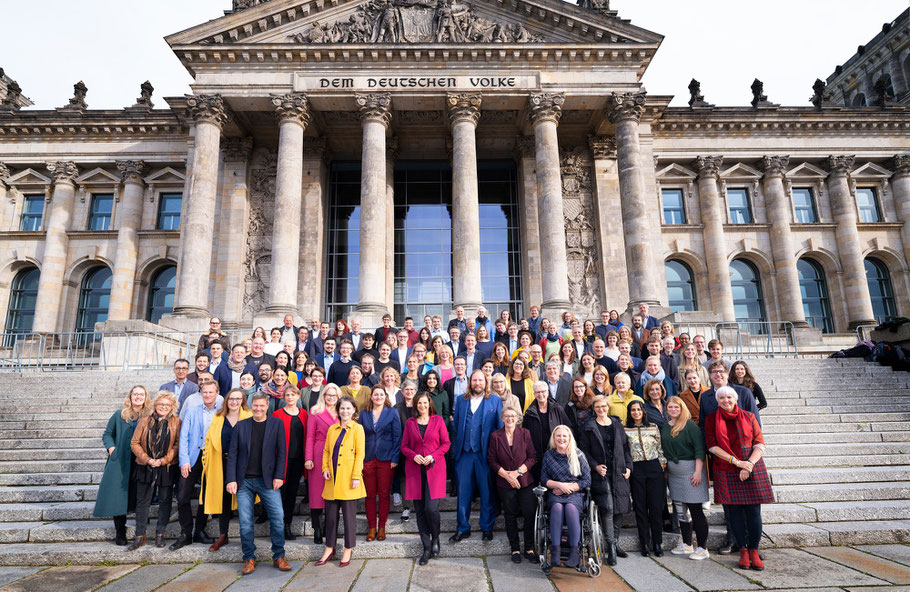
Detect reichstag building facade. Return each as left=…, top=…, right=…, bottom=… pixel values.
left=0, top=0, right=908, bottom=341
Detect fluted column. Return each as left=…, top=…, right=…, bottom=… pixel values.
left=824, top=155, right=875, bottom=327
left=529, top=93, right=571, bottom=313
left=514, top=137, right=543, bottom=307
left=266, top=93, right=310, bottom=315
left=758, top=156, right=807, bottom=327
left=173, top=94, right=227, bottom=317
left=32, top=161, right=79, bottom=332
left=605, top=92, right=660, bottom=310
left=0, top=163, right=10, bottom=229
left=298, top=138, right=328, bottom=321
left=385, top=138, right=397, bottom=313
left=891, top=155, right=910, bottom=284
left=355, top=93, right=391, bottom=326
left=448, top=93, right=483, bottom=311
left=694, top=156, right=736, bottom=322
left=107, top=160, right=147, bottom=321
left=888, top=52, right=908, bottom=98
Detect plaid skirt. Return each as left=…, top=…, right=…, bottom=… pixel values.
left=712, top=454, right=775, bottom=505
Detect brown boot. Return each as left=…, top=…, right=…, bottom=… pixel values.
left=241, top=559, right=256, bottom=575
left=377, top=527, right=386, bottom=541
left=209, top=534, right=229, bottom=552
left=366, top=528, right=376, bottom=541
left=273, top=557, right=292, bottom=571
left=126, top=536, right=146, bottom=551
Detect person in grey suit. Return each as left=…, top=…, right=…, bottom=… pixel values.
left=160, top=358, right=199, bottom=407
left=543, top=360, right=573, bottom=408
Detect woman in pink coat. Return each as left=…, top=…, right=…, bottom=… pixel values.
left=401, top=392, right=450, bottom=565
left=305, top=384, right=340, bottom=545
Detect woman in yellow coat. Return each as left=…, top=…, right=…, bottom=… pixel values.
left=201, top=388, right=253, bottom=551
left=315, top=395, right=366, bottom=567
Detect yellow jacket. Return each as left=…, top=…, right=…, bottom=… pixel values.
left=200, top=409, right=253, bottom=514
left=322, top=421, right=367, bottom=501
left=607, top=390, right=645, bottom=424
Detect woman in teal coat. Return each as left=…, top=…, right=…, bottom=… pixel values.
left=93, top=385, right=151, bottom=545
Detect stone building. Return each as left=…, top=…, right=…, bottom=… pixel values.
left=0, top=0, right=908, bottom=342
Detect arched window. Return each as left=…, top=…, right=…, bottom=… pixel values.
left=865, top=257, right=896, bottom=324
left=76, top=267, right=112, bottom=338
left=5, top=268, right=39, bottom=334
left=730, top=259, right=766, bottom=324
left=665, top=259, right=697, bottom=312
left=798, top=258, right=833, bottom=333
left=147, top=265, right=177, bottom=324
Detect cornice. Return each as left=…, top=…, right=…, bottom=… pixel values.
left=653, top=107, right=910, bottom=135
left=0, top=110, right=186, bottom=139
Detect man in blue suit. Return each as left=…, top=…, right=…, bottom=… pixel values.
left=159, top=358, right=198, bottom=407
left=450, top=369, right=503, bottom=542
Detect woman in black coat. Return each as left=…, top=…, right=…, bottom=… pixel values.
left=578, top=394, right=633, bottom=565
left=522, top=382, right=570, bottom=484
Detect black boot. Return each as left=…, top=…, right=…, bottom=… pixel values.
left=430, top=537, right=440, bottom=558
left=285, top=524, right=296, bottom=541
left=615, top=543, right=628, bottom=558
left=419, top=547, right=431, bottom=566
left=113, top=516, right=128, bottom=546
left=607, top=542, right=617, bottom=566
left=311, top=510, right=323, bottom=545
left=652, top=541, right=664, bottom=557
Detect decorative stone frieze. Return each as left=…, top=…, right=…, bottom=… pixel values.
left=560, top=146, right=602, bottom=317
left=46, top=161, right=79, bottom=184
left=356, top=93, right=392, bottom=127
left=116, top=160, right=147, bottom=185
left=186, top=94, right=229, bottom=128
left=527, top=93, right=564, bottom=125
left=605, top=91, right=646, bottom=124
left=446, top=93, right=482, bottom=126
left=233, top=0, right=271, bottom=9
left=221, top=136, right=254, bottom=162
left=0, top=162, right=9, bottom=186
left=587, top=135, right=617, bottom=160
left=272, top=93, right=311, bottom=127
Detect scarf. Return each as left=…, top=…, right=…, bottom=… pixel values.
left=546, top=332, right=560, bottom=342
left=261, top=380, right=288, bottom=399
left=227, top=357, right=246, bottom=373
left=712, top=404, right=754, bottom=461
left=145, top=414, right=170, bottom=461
left=638, top=367, right=665, bottom=386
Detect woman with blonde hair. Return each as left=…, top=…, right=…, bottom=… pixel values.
left=491, top=372, right=522, bottom=415
left=305, top=383, right=341, bottom=544
left=678, top=344, right=709, bottom=391
left=128, top=390, right=180, bottom=550
left=540, top=425, right=591, bottom=570
left=607, top=372, right=644, bottom=424
left=378, top=366, right=401, bottom=406
left=201, top=387, right=252, bottom=551
left=432, top=346, right=455, bottom=384
left=505, top=356, right=535, bottom=412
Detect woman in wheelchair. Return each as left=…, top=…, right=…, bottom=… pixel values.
left=540, top=425, right=592, bottom=568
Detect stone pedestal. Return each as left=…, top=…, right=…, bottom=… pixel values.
left=448, top=93, right=483, bottom=311
left=107, top=161, right=147, bottom=321
left=694, top=156, right=737, bottom=322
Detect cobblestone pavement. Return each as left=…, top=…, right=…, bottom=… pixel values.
left=1, top=545, right=910, bottom=592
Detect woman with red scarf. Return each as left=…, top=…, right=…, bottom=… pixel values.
left=705, top=386, right=774, bottom=571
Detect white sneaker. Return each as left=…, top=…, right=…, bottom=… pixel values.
left=671, top=542, right=694, bottom=555
left=392, top=493, right=402, bottom=506
left=690, top=547, right=710, bottom=561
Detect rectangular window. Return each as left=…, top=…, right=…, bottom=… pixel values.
left=727, top=188, right=753, bottom=224
left=88, top=193, right=114, bottom=231
left=792, top=187, right=817, bottom=223
left=661, top=188, right=686, bottom=225
left=157, top=192, right=182, bottom=230
left=19, top=195, right=44, bottom=231
left=856, top=187, right=882, bottom=223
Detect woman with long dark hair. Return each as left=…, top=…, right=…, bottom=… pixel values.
left=625, top=400, right=666, bottom=557
left=729, top=361, right=768, bottom=410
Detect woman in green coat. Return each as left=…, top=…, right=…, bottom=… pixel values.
left=93, top=385, right=151, bottom=545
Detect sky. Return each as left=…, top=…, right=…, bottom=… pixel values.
left=1, top=0, right=905, bottom=109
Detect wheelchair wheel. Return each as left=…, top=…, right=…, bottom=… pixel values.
left=587, top=499, right=604, bottom=578
left=534, top=504, right=549, bottom=570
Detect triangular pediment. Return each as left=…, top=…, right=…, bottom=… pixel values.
left=144, top=167, right=186, bottom=185
left=76, top=168, right=121, bottom=185
left=851, top=161, right=892, bottom=179
left=167, top=0, right=663, bottom=47
left=720, top=163, right=761, bottom=179
left=6, top=168, right=51, bottom=187
left=656, top=163, right=696, bottom=180
left=786, top=162, right=826, bottom=178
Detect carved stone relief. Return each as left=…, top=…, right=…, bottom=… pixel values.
left=560, top=146, right=602, bottom=318
left=242, top=147, right=278, bottom=321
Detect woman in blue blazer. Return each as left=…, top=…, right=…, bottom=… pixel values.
left=358, top=385, right=403, bottom=541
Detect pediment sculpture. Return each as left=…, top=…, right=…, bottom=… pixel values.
left=288, top=0, right=544, bottom=44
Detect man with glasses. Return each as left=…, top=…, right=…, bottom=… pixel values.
left=692, top=335, right=708, bottom=363
left=161, top=358, right=198, bottom=407
left=198, top=317, right=231, bottom=355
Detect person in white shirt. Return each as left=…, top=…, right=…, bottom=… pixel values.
left=208, top=342, right=225, bottom=374
left=264, top=328, right=284, bottom=356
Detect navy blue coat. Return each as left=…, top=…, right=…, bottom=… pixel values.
left=452, top=394, right=503, bottom=463
left=358, top=406, right=403, bottom=464
left=227, top=416, right=288, bottom=487
left=213, top=362, right=256, bottom=397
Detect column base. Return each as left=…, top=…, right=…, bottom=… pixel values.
left=158, top=312, right=212, bottom=333
left=355, top=302, right=390, bottom=331
left=539, top=300, right=573, bottom=322
left=848, top=319, right=878, bottom=330
left=788, top=325, right=824, bottom=346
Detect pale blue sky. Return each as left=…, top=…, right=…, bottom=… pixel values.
left=1, top=0, right=905, bottom=109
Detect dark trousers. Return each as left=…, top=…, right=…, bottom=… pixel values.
left=325, top=499, right=358, bottom=549
left=414, top=467, right=440, bottom=549
left=726, top=504, right=762, bottom=549
left=673, top=501, right=708, bottom=548
left=218, top=487, right=233, bottom=536
left=281, top=456, right=305, bottom=527
left=630, top=459, right=665, bottom=550
left=176, top=457, right=208, bottom=537
left=135, top=480, right=173, bottom=537
left=593, top=479, right=620, bottom=545
left=498, top=485, right=536, bottom=553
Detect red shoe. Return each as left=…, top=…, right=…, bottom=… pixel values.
left=314, top=551, right=336, bottom=566
left=749, top=549, right=764, bottom=571
left=738, top=548, right=751, bottom=569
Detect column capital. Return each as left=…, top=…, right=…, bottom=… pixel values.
left=693, top=155, right=724, bottom=180
left=386, top=136, right=399, bottom=162
left=513, top=135, right=535, bottom=160
left=605, top=91, right=646, bottom=124
left=116, top=160, right=147, bottom=185
left=304, top=137, right=328, bottom=161
left=0, top=162, right=9, bottom=183
left=46, top=161, right=79, bottom=184
left=758, top=155, right=790, bottom=179
left=186, top=94, right=229, bottom=129
left=527, top=92, right=565, bottom=126
left=823, top=155, right=856, bottom=177
left=446, top=92, right=482, bottom=126
left=892, top=154, right=910, bottom=178
left=356, top=93, right=392, bottom=127
left=587, top=135, right=617, bottom=160
left=272, top=93, right=311, bottom=128
left=221, top=136, right=254, bottom=163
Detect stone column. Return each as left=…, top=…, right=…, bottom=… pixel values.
left=385, top=138, right=397, bottom=314
left=758, top=155, right=808, bottom=327
left=515, top=137, right=543, bottom=308
left=0, top=163, right=10, bottom=230
left=214, top=137, right=253, bottom=324
left=173, top=94, right=227, bottom=317
left=824, top=155, right=876, bottom=328
left=891, top=154, right=910, bottom=289
left=605, top=92, right=660, bottom=311
left=355, top=93, right=391, bottom=327
left=588, top=135, right=630, bottom=312
left=32, top=161, right=79, bottom=333
left=693, top=156, right=737, bottom=322
left=298, top=138, right=328, bottom=322
left=888, top=52, right=908, bottom=98
left=266, top=93, right=310, bottom=316
left=528, top=93, right=571, bottom=315
left=107, top=160, right=147, bottom=321
left=447, top=93, right=484, bottom=312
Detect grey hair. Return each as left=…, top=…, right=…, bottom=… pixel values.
left=401, top=379, right=419, bottom=392
left=251, top=392, right=269, bottom=403
left=714, top=386, right=738, bottom=401
left=545, top=360, right=561, bottom=370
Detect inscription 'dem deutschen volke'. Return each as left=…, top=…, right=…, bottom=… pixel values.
left=295, top=73, right=538, bottom=91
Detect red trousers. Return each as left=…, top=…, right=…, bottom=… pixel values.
left=363, top=459, right=394, bottom=529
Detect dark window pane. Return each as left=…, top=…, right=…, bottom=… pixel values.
left=665, top=260, right=696, bottom=311
left=5, top=268, right=40, bottom=334
left=147, top=265, right=177, bottom=324
left=76, top=267, right=113, bottom=341
left=727, top=188, right=752, bottom=224
left=865, top=257, right=896, bottom=323
left=19, top=195, right=44, bottom=231
left=797, top=258, right=833, bottom=333
left=730, top=259, right=766, bottom=323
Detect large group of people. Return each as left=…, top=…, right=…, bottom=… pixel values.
left=93, top=304, right=774, bottom=575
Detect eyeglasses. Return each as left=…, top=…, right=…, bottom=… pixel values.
left=210, top=321, right=221, bottom=325
left=710, top=369, right=726, bottom=375
left=174, top=366, right=189, bottom=371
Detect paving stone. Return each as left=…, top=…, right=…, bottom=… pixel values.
left=156, top=563, right=240, bottom=591
left=807, top=547, right=910, bottom=584
left=844, top=588, right=910, bottom=592
left=651, top=553, right=760, bottom=591
left=857, top=544, right=910, bottom=567
left=610, top=554, right=693, bottom=592
left=550, top=565, right=625, bottom=591
left=283, top=559, right=364, bottom=591
left=485, top=555, right=553, bottom=592
left=710, top=548, right=887, bottom=589
left=411, top=557, right=489, bottom=592
left=224, top=560, right=303, bottom=591
left=94, top=564, right=191, bottom=592
left=0, top=568, right=40, bottom=589
left=351, top=558, right=413, bottom=592
left=0, top=565, right=137, bottom=592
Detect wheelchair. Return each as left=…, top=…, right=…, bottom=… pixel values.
left=533, top=485, right=604, bottom=578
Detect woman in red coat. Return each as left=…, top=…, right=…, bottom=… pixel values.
left=272, top=385, right=308, bottom=541
left=401, top=392, right=450, bottom=566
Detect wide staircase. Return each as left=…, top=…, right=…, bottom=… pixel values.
left=0, top=358, right=906, bottom=564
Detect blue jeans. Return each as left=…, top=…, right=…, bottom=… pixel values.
left=237, top=477, right=286, bottom=561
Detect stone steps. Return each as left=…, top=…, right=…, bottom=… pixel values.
left=770, top=465, right=910, bottom=485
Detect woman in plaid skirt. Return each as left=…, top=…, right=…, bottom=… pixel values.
left=705, top=386, right=774, bottom=571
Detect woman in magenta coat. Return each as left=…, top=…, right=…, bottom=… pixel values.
left=304, top=384, right=340, bottom=545
left=401, top=392, right=450, bottom=565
